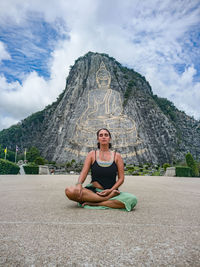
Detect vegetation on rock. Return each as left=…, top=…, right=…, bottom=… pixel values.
left=152, top=95, right=178, bottom=122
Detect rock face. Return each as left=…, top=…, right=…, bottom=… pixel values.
left=1, top=52, right=200, bottom=164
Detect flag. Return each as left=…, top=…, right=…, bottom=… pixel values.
left=16, top=145, right=19, bottom=152
left=24, top=148, right=27, bottom=155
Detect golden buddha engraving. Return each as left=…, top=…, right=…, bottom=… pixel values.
left=71, top=61, right=144, bottom=153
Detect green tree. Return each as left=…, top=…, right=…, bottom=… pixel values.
left=0, top=145, right=3, bottom=158
left=6, top=150, right=16, bottom=162
left=34, top=156, right=45, bottom=165
left=0, top=146, right=15, bottom=162
left=27, top=147, right=40, bottom=163
left=185, top=152, right=199, bottom=177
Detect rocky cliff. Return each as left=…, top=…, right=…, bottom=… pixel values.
left=1, top=52, right=200, bottom=164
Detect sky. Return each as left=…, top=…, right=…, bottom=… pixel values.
left=0, top=0, right=200, bottom=131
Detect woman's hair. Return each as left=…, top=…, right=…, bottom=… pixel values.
left=96, top=128, right=112, bottom=149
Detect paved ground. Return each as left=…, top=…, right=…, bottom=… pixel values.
left=0, top=174, right=199, bottom=267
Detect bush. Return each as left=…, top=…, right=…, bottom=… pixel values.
left=26, top=147, right=40, bottom=162
left=163, top=163, right=170, bottom=171
left=176, top=166, right=191, bottom=177
left=185, top=153, right=199, bottom=177
left=66, top=162, right=71, bottom=168
left=0, top=159, right=20, bottom=174
left=34, top=156, right=45, bottom=165
left=197, top=162, right=200, bottom=177
left=126, top=165, right=135, bottom=171
left=71, top=159, right=76, bottom=165
left=23, top=163, right=39, bottom=174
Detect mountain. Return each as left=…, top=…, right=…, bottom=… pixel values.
left=1, top=51, right=200, bottom=164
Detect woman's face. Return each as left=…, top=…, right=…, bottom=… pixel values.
left=97, top=129, right=111, bottom=146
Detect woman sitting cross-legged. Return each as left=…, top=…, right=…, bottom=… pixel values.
left=65, top=128, right=137, bottom=211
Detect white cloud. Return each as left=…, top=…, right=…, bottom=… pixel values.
left=0, top=0, right=200, bottom=130
left=0, top=72, right=63, bottom=127
left=0, top=41, right=11, bottom=62
left=0, top=116, right=19, bottom=131
left=146, top=64, right=200, bottom=119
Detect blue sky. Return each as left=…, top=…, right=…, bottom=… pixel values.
left=0, top=14, right=65, bottom=83
left=0, top=0, right=200, bottom=130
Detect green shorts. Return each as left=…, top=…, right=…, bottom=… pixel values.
left=78, top=184, right=138, bottom=212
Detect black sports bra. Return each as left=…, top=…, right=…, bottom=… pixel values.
left=91, top=151, right=118, bottom=189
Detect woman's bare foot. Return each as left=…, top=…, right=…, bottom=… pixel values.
left=81, top=190, right=120, bottom=207
left=81, top=202, right=98, bottom=207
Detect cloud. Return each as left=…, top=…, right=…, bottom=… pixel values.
left=0, top=0, right=200, bottom=131
left=0, top=41, right=11, bottom=62
left=146, top=64, right=200, bottom=118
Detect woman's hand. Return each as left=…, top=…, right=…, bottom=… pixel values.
left=96, top=189, right=112, bottom=196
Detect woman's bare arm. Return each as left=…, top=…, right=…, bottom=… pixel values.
left=74, top=151, right=94, bottom=200
left=110, top=152, right=124, bottom=190
left=76, top=151, right=94, bottom=184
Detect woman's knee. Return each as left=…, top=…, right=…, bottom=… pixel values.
left=65, top=186, right=75, bottom=199
left=65, top=186, right=80, bottom=201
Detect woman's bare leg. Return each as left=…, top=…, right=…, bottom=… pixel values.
left=65, top=186, right=120, bottom=203
left=82, top=200, right=125, bottom=209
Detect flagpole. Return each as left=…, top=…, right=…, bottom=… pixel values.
left=15, top=145, right=18, bottom=164
left=4, top=147, right=7, bottom=160
left=24, top=148, right=27, bottom=162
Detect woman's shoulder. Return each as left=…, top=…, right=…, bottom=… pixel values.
left=84, top=150, right=96, bottom=165
left=87, top=150, right=96, bottom=159
left=113, top=151, right=123, bottom=162
left=88, top=150, right=96, bottom=155
left=113, top=150, right=121, bottom=156
left=87, top=150, right=96, bottom=164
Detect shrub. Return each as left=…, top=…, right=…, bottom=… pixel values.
left=0, top=159, right=20, bottom=174
left=23, top=163, right=39, bottom=174
left=34, top=156, right=45, bottom=165
left=26, top=147, right=40, bottom=162
left=185, top=153, right=199, bottom=177
left=66, top=162, right=71, bottom=168
left=152, top=170, right=161, bottom=176
left=163, top=163, right=170, bottom=171
left=176, top=166, right=191, bottom=177
left=198, top=162, right=200, bottom=177
left=71, top=159, right=76, bottom=165
left=126, top=165, right=135, bottom=171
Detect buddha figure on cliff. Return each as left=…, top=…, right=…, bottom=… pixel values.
left=72, top=62, right=142, bottom=148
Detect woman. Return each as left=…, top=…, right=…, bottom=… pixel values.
left=65, top=128, right=137, bottom=211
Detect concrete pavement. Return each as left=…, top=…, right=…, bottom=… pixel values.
left=0, top=174, right=200, bottom=266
